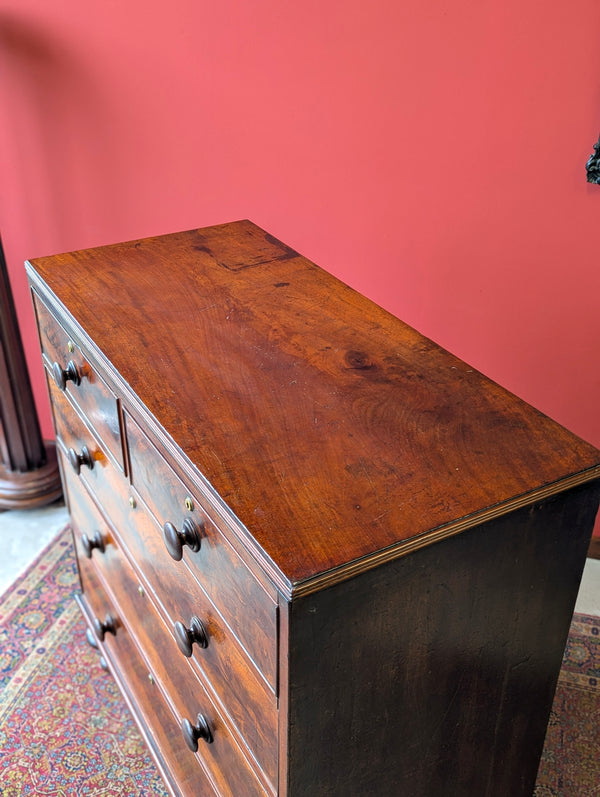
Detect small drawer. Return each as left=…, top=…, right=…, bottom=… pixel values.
left=124, top=412, right=278, bottom=691
left=49, top=374, right=129, bottom=518
left=34, top=292, right=124, bottom=471
left=63, top=453, right=278, bottom=786
left=77, top=559, right=214, bottom=797
left=77, top=519, right=273, bottom=797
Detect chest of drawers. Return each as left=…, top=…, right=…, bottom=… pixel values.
left=27, top=221, right=600, bottom=796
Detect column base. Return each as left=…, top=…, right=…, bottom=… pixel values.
left=0, top=441, right=62, bottom=510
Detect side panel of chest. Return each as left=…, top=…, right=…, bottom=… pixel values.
left=284, top=482, right=600, bottom=796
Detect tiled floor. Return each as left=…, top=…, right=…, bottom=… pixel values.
left=575, top=557, right=600, bottom=615
left=0, top=501, right=599, bottom=616
left=0, top=500, right=69, bottom=596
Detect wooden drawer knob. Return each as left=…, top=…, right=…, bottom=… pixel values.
left=81, top=530, right=105, bottom=558
left=52, top=359, right=81, bottom=390
left=182, top=713, right=213, bottom=751
left=174, top=616, right=208, bottom=657
left=68, top=446, right=94, bottom=475
left=163, top=518, right=202, bottom=561
left=92, top=614, right=117, bottom=642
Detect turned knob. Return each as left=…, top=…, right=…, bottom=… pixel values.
left=92, top=614, right=117, bottom=642
left=174, top=616, right=208, bottom=657
left=182, top=713, right=213, bottom=751
left=68, top=446, right=94, bottom=475
left=81, top=530, right=105, bottom=558
left=163, top=518, right=202, bottom=561
left=52, top=359, right=81, bottom=390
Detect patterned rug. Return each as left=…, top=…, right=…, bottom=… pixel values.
left=0, top=527, right=598, bottom=795
left=535, top=613, right=600, bottom=796
left=0, top=526, right=168, bottom=796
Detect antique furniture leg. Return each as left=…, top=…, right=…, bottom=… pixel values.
left=0, top=236, right=61, bottom=508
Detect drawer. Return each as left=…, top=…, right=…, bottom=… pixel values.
left=63, top=454, right=278, bottom=787
left=77, top=524, right=272, bottom=797
left=77, top=558, right=214, bottom=797
left=34, top=292, right=123, bottom=470
left=124, top=412, right=278, bottom=690
left=49, top=373, right=130, bottom=520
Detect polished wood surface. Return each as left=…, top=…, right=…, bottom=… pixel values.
left=27, top=221, right=600, bottom=796
left=27, top=221, right=600, bottom=588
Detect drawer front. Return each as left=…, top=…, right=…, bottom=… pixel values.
left=49, top=374, right=128, bottom=520
left=124, top=412, right=278, bottom=690
left=77, top=520, right=272, bottom=797
left=64, top=459, right=278, bottom=788
left=34, top=292, right=123, bottom=470
left=77, top=559, right=215, bottom=797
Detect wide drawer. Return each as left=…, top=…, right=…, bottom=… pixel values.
left=124, top=411, right=278, bottom=691
left=34, top=292, right=124, bottom=471
left=77, top=554, right=213, bottom=797
left=77, top=525, right=271, bottom=796
left=64, top=457, right=278, bottom=789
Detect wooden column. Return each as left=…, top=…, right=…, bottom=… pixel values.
left=0, top=236, right=61, bottom=508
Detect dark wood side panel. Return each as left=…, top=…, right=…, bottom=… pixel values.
left=285, top=481, right=600, bottom=797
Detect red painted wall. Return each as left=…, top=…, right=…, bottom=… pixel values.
left=1, top=2, right=600, bottom=529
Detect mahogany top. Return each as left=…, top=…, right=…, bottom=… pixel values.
left=28, top=221, right=600, bottom=589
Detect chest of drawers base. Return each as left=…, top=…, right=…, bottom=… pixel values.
left=27, top=221, right=600, bottom=797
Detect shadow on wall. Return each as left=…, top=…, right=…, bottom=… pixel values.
left=0, top=12, right=121, bottom=248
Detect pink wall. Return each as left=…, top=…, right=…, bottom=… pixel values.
left=2, top=2, right=600, bottom=522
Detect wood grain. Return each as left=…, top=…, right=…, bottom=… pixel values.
left=27, top=221, right=600, bottom=587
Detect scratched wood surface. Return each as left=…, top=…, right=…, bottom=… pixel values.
left=28, top=221, right=600, bottom=585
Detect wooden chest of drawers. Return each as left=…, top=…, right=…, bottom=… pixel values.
left=27, top=221, right=600, bottom=796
